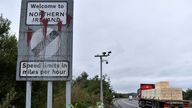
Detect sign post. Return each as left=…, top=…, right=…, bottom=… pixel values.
left=47, top=81, right=53, bottom=108
left=66, top=81, right=71, bottom=108
left=26, top=81, right=32, bottom=108
left=17, top=0, right=73, bottom=107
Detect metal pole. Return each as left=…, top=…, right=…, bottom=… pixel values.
left=95, top=51, right=111, bottom=108
left=66, top=80, right=71, bottom=108
left=100, top=57, right=104, bottom=108
left=47, top=81, right=53, bottom=108
left=26, top=81, right=32, bottom=108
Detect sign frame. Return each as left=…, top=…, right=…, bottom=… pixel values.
left=16, top=0, right=73, bottom=81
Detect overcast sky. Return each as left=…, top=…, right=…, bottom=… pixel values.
left=1, top=0, right=192, bottom=93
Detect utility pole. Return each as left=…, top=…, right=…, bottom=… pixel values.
left=95, top=51, right=111, bottom=108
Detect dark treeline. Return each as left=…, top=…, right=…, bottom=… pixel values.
left=183, top=89, right=192, bottom=100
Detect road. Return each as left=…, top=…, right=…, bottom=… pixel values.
left=113, top=98, right=139, bottom=108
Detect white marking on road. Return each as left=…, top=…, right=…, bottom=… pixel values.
left=122, top=99, right=140, bottom=108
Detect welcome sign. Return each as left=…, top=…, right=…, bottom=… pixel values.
left=26, top=2, right=67, bottom=25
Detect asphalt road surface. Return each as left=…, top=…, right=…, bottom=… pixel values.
left=113, top=98, right=139, bottom=108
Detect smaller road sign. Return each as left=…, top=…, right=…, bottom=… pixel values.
left=20, top=61, right=68, bottom=77
left=27, top=2, right=67, bottom=25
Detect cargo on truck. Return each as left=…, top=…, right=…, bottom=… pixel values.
left=137, top=81, right=190, bottom=108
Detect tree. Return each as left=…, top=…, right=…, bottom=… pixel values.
left=76, top=71, right=89, bottom=83
left=0, top=14, right=25, bottom=107
left=72, top=72, right=114, bottom=108
left=183, top=89, right=192, bottom=100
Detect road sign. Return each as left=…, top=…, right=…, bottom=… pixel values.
left=20, top=61, right=68, bottom=77
left=26, top=2, right=67, bottom=25
left=16, top=0, right=73, bottom=81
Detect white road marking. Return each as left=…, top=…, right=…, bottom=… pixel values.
left=121, top=99, right=140, bottom=108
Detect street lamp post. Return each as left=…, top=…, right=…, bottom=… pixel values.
left=95, top=51, right=111, bottom=108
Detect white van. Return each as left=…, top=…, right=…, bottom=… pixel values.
left=128, top=96, right=133, bottom=101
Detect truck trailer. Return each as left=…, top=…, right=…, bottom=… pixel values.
left=137, top=82, right=190, bottom=108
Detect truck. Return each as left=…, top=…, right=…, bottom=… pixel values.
left=137, top=82, right=190, bottom=108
